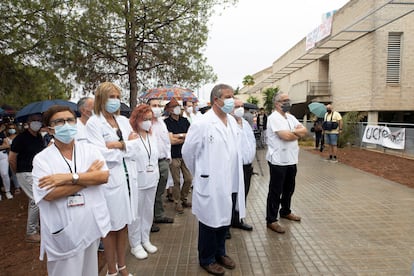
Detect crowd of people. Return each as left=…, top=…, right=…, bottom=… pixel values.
left=0, top=82, right=346, bottom=276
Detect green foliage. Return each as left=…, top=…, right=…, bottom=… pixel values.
left=0, top=55, right=69, bottom=109
left=0, top=0, right=236, bottom=107
left=242, top=75, right=255, bottom=87
left=338, top=111, right=366, bottom=148
left=263, top=87, right=279, bottom=113
left=247, top=96, right=259, bottom=105
left=234, top=86, right=240, bottom=95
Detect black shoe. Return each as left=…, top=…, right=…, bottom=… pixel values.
left=151, top=224, right=160, bottom=233
left=154, top=216, right=174, bottom=223
left=232, top=220, right=253, bottom=231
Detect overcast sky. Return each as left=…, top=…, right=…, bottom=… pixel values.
left=197, top=0, right=350, bottom=100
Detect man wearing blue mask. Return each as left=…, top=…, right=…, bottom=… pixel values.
left=9, top=113, right=45, bottom=243
left=182, top=84, right=245, bottom=276
left=265, top=92, right=307, bottom=234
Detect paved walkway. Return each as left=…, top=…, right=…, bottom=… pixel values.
left=113, top=148, right=414, bottom=275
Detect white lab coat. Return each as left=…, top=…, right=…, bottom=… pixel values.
left=182, top=109, right=245, bottom=228
left=85, top=114, right=139, bottom=230
left=32, top=142, right=111, bottom=262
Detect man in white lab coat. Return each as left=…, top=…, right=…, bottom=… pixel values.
left=182, top=84, right=245, bottom=276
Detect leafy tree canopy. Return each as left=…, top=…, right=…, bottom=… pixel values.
left=0, top=0, right=237, bottom=107
left=263, top=87, right=279, bottom=114
left=0, top=55, right=69, bottom=109
left=242, top=75, right=255, bottom=87
left=247, top=95, right=258, bottom=105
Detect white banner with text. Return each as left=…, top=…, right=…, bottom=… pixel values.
left=362, top=125, right=405, bottom=149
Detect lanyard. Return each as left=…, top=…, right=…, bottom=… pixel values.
left=55, top=144, right=77, bottom=173
left=138, top=133, right=151, bottom=163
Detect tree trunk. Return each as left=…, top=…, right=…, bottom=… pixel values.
left=125, top=0, right=138, bottom=109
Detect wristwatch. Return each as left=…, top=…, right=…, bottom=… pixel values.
left=72, top=173, right=79, bottom=184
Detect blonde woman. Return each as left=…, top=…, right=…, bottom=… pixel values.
left=86, top=82, right=136, bottom=276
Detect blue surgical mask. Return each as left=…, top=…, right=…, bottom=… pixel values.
left=105, top=98, right=121, bottom=113
left=8, top=129, right=16, bottom=135
left=54, top=123, right=77, bottom=144
left=220, top=98, right=234, bottom=114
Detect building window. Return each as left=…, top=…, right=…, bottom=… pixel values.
left=386, top=33, right=402, bottom=84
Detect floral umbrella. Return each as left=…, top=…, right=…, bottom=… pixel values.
left=140, top=86, right=198, bottom=102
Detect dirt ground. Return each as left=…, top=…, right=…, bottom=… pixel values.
left=0, top=147, right=413, bottom=276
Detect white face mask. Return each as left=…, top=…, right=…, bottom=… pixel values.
left=173, top=106, right=181, bottom=115
left=151, top=107, right=162, bottom=118
left=29, top=121, right=42, bottom=132
left=186, top=106, right=193, bottom=114
left=140, top=120, right=152, bottom=132
left=234, top=107, right=245, bottom=118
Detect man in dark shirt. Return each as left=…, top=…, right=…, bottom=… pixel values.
left=9, top=113, right=45, bottom=243
left=164, top=98, right=193, bottom=214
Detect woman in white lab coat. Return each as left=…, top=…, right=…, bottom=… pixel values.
left=32, top=105, right=111, bottom=276
left=182, top=84, right=245, bottom=275
left=86, top=82, right=136, bottom=276
left=127, top=104, right=160, bottom=260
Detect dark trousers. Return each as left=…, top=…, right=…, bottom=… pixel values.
left=154, top=159, right=169, bottom=219
left=198, top=221, right=228, bottom=266
left=231, top=163, right=253, bottom=224
left=315, top=131, right=322, bottom=148
left=266, top=162, right=297, bottom=224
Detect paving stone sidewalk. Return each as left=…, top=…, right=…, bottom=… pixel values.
left=107, top=148, right=414, bottom=276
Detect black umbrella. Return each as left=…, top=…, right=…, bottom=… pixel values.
left=120, top=102, right=131, bottom=118
left=243, top=102, right=259, bottom=110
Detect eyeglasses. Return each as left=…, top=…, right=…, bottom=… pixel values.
left=278, top=99, right=291, bottom=103
left=50, top=118, right=76, bottom=127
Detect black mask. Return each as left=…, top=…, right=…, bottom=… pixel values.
left=327, top=109, right=332, bottom=114
left=281, top=102, right=291, bottom=113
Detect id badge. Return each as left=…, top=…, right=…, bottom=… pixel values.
left=67, top=194, right=85, bottom=207
left=146, top=164, right=154, bottom=172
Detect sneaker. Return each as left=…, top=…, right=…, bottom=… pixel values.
left=330, top=157, right=338, bottom=163
left=5, top=192, right=13, bottom=199
left=324, top=157, right=332, bottom=161
left=14, top=188, right=21, bottom=194
left=26, top=233, right=41, bottom=243
left=142, top=241, right=158, bottom=254
left=175, top=202, right=184, bottom=214
left=131, top=244, right=148, bottom=260
left=150, top=224, right=160, bottom=233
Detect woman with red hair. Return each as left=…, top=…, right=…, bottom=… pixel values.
left=128, top=104, right=160, bottom=260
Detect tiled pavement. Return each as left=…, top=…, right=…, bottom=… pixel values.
left=107, top=148, right=414, bottom=275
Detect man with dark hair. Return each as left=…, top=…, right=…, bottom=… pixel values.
left=9, top=113, right=45, bottom=242
left=164, top=98, right=192, bottom=214
left=147, top=98, right=174, bottom=226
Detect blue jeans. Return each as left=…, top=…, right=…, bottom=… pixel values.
left=325, top=133, right=339, bottom=146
